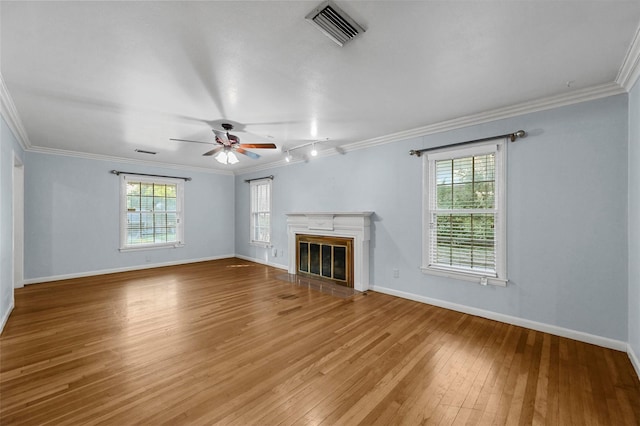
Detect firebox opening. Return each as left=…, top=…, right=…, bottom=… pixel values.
left=296, top=234, right=354, bottom=288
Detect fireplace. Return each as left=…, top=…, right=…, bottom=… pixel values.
left=286, top=212, right=373, bottom=292
left=296, top=234, right=354, bottom=287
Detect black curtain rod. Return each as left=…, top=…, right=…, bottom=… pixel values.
left=244, top=175, right=274, bottom=183
left=409, top=130, right=526, bottom=157
left=110, top=170, right=192, bottom=181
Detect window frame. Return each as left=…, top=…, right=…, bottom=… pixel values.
left=119, top=174, right=185, bottom=252
left=421, top=140, right=507, bottom=286
left=249, top=178, right=272, bottom=248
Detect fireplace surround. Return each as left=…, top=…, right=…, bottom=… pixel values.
left=286, top=212, right=373, bottom=292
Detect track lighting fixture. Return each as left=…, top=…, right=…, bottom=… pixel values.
left=284, top=139, right=328, bottom=163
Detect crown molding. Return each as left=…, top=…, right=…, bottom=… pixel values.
left=28, top=146, right=235, bottom=176
left=234, top=158, right=292, bottom=176
left=0, top=73, right=32, bottom=150
left=340, top=82, right=626, bottom=154
left=3, top=65, right=626, bottom=178
left=235, top=81, right=626, bottom=176
left=617, top=22, right=640, bottom=91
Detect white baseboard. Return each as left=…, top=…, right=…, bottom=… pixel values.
left=0, top=299, right=14, bottom=335
left=22, top=255, right=236, bottom=285
left=371, top=284, right=627, bottom=352
left=18, top=261, right=633, bottom=360
left=629, top=344, right=640, bottom=381
left=234, top=254, right=288, bottom=271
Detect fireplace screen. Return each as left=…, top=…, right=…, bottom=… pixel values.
left=296, top=234, right=354, bottom=287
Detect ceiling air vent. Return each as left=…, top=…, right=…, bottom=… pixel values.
left=305, top=1, right=364, bottom=47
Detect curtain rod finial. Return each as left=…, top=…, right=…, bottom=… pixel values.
left=509, top=130, right=527, bottom=142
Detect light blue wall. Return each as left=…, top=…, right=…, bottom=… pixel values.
left=629, top=81, right=640, bottom=362
left=236, top=94, right=629, bottom=342
left=1, top=116, right=24, bottom=329
left=24, top=153, right=235, bottom=280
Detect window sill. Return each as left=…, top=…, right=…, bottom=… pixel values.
left=120, top=243, right=184, bottom=252
left=421, top=266, right=507, bottom=287
left=249, top=241, right=272, bottom=248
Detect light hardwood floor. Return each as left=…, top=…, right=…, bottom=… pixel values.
left=1, top=258, right=639, bottom=425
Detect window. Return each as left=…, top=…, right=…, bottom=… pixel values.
left=422, top=141, right=506, bottom=285
left=120, top=175, right=184, bottom=251
left=250, top=178, right=271, bottom=246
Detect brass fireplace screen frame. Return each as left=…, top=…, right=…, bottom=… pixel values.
left=296, top=234, right=354, bottom=288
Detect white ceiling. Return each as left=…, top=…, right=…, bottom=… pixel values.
left=2, top=1, right=640, bottom=173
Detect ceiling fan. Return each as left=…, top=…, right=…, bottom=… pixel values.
left=170, top=123, right=277, bottom=164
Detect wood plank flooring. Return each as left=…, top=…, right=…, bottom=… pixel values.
left=1, top=258, right=639, bottom=425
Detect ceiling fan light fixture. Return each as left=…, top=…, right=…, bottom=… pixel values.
left=227, top=151, right=239, bottom=164
left=305, top=1, right=364, bottom=47
left=215, top=151, right=228, bottom=164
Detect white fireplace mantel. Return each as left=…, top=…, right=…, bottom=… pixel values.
left=286, top=212, right=373, bottom=292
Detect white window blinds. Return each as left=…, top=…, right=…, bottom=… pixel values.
left=250, top=179, right=271, bottom=245
left=423, top=141, right=507, bottom=284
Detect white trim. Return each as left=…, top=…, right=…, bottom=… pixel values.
left=422, top=140, right=507, bottom=284
left=235, top=83, right=625, bottom=175
left=370, top=284, right=627, bottom=352
left=118, top=243, right=185, bottom=252
left=629, top=344, right=640, bottom=381
left=0, top=73, right=31, bottom=150
left=235, top=157, right=295, bottom=175
left=2, top=65, right=626, bottom=179
left=342, top=83, right=625, bottom=153
left=617, top=22, right=640, bottom=91
left=419, top=267, right=507, bottom=287
left=28, top=145, right=234, bottom=176
left=119, top=174, right=185, bottom=251
left=0, top=63, right=629, bottom=180
left=21, top=255, right=235, bottom=285
left=249, top=241, right=272, bottom=248
left=12, top=152, right=24, bottom=289
left=341, top=83, right=625, bottom=152
left=0, top=300, right=14, bottom=335
left=234, top=254, right=288, bottom=271
left=249, top=178, right=272, bottom=246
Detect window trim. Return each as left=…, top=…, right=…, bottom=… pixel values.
left=249, top=178, right=272, bottom=248
left=421, top=140, right=507, bottom=286
left=119, top=174, right=185, bottom=252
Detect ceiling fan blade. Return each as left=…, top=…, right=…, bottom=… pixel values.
left=236, top=147, right=260, bottom=159
left=239, top=143, right=277, bottom=149
left=170, top=138, right=213, bottom=145
left=212, top=129, right=230, bottom=145
left=203, top=146, right=224, bottom=157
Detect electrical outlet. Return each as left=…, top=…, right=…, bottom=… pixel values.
left=272, top=247, right=278, bottom=257
left=393, top=268, right=399, bottom=278
left=480, top=277, right=488, bottom=286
